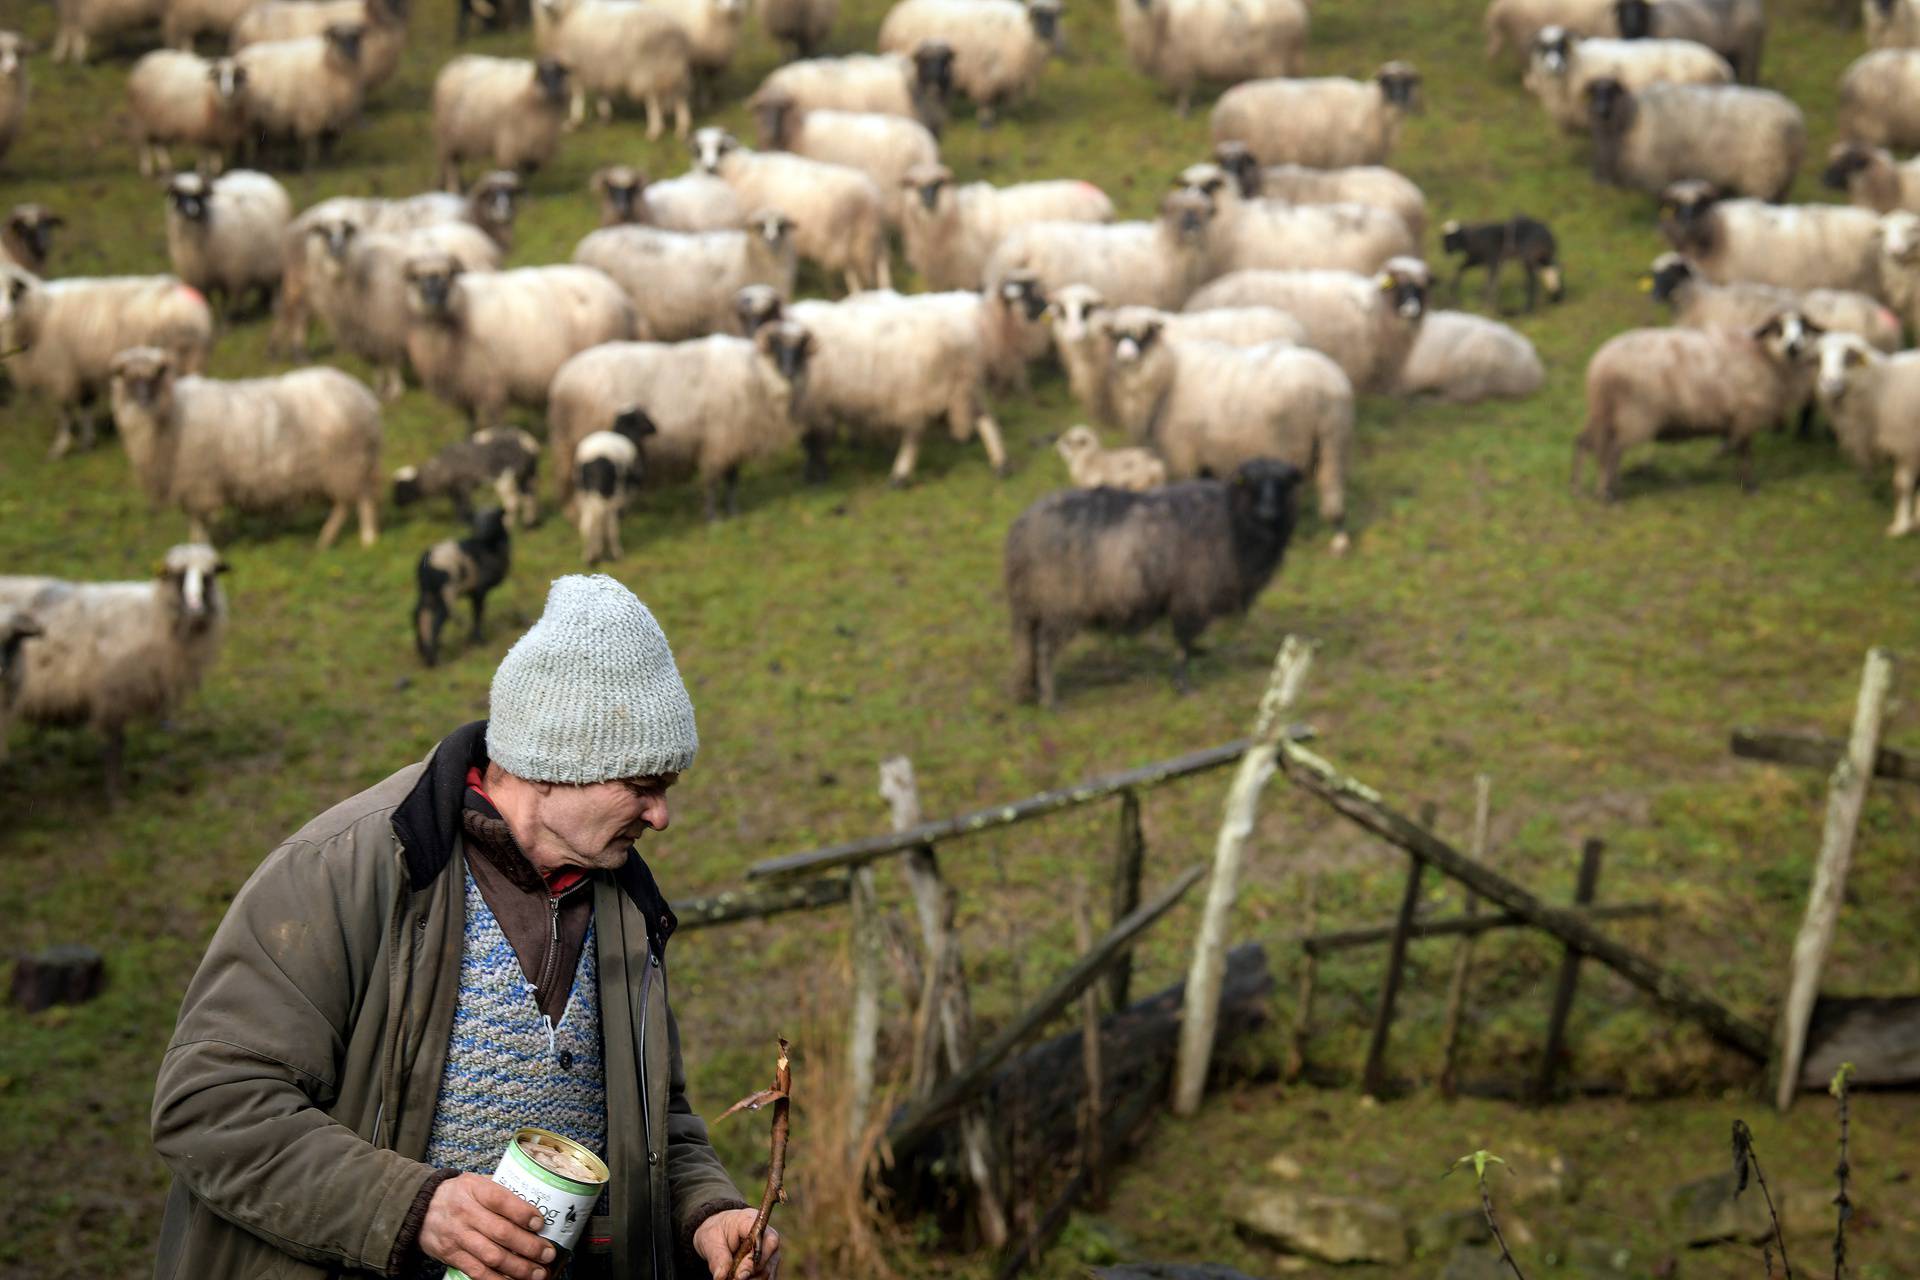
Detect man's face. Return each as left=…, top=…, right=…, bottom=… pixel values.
left=534, top=773, right=677, bottom=870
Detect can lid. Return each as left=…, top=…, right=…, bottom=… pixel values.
left=510, top=1127, right=611, bottom=1193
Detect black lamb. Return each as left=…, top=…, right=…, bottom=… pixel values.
left=1439, top=215, right=1565, bottom=312
left=413, top=507, right=511, bottom=667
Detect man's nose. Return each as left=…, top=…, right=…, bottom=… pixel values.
left=641, top=794, right=670, bottom=832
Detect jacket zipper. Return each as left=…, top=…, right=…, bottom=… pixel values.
left=638, top=942, right=664, bottom=1280
left=536, top=894, right=560, bottom=997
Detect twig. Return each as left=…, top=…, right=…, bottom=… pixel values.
left=1447, top=1151, right=1526, bottom=1280
left=725, top=1038, right=792, bottom=1278
left=1733, top=1119, right=1794, bottom=1279
left=1830, top=1063, right=1855, bottom=1280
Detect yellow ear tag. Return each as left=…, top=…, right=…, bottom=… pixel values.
left=1637, top=276, right=1654, bottom=292
left=1377, top=274, right=1394, bottom=290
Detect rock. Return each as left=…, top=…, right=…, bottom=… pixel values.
left=8, top=945, right=106, bottom=1012
left=1501, top=1141, right=1583, bottom=1205
left=1662, top=1171, right=1772, bottom=1245
left=1229, top=1184, right=1410, bottom=1265
left=1265, top=1153, right=1306, bottom=1181
left=1411, top=1208, right=1490, bottom=1257
left=1436, top=1244, right=1510, bottom=1280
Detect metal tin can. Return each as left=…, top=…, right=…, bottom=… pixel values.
left=445, top=1128, right=610, bottom=1280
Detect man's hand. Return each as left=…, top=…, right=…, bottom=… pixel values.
left=693, top=1207, right=782, bottom=1279
left=419, top=1173, right=558, bottom=1280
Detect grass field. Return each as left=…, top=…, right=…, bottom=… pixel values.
left=3, top=0, right=1920, bottom=1274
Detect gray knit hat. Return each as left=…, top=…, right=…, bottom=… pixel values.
left=487, top=576, right=698, bottom=783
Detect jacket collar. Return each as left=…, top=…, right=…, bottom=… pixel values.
left=391, top=720, right=680, bottom=954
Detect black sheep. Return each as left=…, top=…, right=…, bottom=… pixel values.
left=1439, top=215, right=1565, bottom=312
left=1004, top=457, right=1302, bottom=707
left=413, top=507, right=511, bottom=667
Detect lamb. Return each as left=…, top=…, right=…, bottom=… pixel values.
left=573, top=408, right=656, bottom=563
left=414, top=508, right=511, bottom=666
left=164, top=170, right=292, bottom=319
left=877, top=0, right=1058, bottom=124
left=394, top=426, right=542, bottom=527
left=0, top=610, right=42, bottom=764
left=756, top=0, right=836, bottom=58
left=1837, top=49, right=1920, bottom=151
left=0, top=544, right=227, bottom=801
left=432, top=56, right=570, bottom=192
left=1118, top=0, right=1309, bottom=117
left=125, top=50, right=250, bottom=177
left=545, top=322, right=818, bottom=518
left=1, top=205, right=61, bottom=275
left=983, top=189, right=1217, bottom=313
left=1394, top=311, right=1546, bottom=403
left=1585, top=79, right=1804, bottom=201
left=1483, top=0, right=1618, bottom=63
left=1658, top=180, right=1884, bottom=294
left=574, top=210, right=797, bottom=342
left=0, top=269, right=215, bottom=458
left=1439, top=215, right=1564, bottom=311
left=1645, top=252, right=1904, bottom=353
left=108, top=346, right=383, bottom=547
left=750, top=90, right=939, bottom=226
left=1179, top=162, right=1418, bottom=278
left=1613, top=0, right=1765, bottom=82
left=1865, top=0, right=1920, bottom=49
left=649, top=0, right=744, bottom=104
left=1809, top=332, right=1920, bottom=535
left=1184, top=257, right=1433, bottom=395
left=753, top=45, right=954, bottom=134
left=1004, top=457, right=1304, bottom=706
left=230, top=0, right=409, bottom=95
left=1212, top=144, right=1429, bottom=243
left=53, top=0, right=167, bottom=63
left=1824, top=142, right=1920, bottom=214
left=1054, top=423, right=1166, bottom=491
left=591, top=165, right=746, bottom=230
left=900, top=164, right=1113, bottom=291
left=534, top=0, right=692, bottom=139
left=403, top=254, right=637, bottom=431
left=1523, top=24, right=1731, bottom=132
left=1, top=31, right=28, bottom=165
left=1574, top=310, right=1818, bottom=500
left=1210, top=62, right=1422, bottom=169
left=232, top=24, right=366, bottom=170
left=692, top=128, right=891, bottom=292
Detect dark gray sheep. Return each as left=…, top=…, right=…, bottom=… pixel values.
left=413, top=507, right=511, bottom=666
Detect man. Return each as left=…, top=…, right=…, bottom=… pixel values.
left=152, top=576, right=780, bottom=1280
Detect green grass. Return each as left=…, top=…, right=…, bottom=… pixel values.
left=4, top=0, right=1920, bottom=1275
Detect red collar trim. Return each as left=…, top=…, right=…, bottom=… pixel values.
left=465, top=766, right=588, bottom=896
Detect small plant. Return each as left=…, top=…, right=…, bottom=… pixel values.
left=1446, top=1150, right=1527, bottom=1280
left=721, top=1037, right=793, bottom=1278
left=1732, top=1119, right=1793, bottom=1279
left=1830, top=1062, right=1856, bottom=1280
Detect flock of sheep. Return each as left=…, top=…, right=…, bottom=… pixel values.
left=0, top=0, right=1916, bottom=792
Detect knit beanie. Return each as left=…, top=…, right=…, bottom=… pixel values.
left=487, top=576, right=698, bottom=783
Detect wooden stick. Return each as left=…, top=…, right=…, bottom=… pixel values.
left=1730, top=729, right=1919, bottom=785
left=1285, top=873, right=1319, bottom=1084
left=1535, top=838, right=1604, bottom=1104
left=1071, top=879, right=1105, bottom=1206
left=1438, top=775, right=1492, bottom=1097
left=1301, top=901, right=1661, bottom=955
left=845, top=861, right=883, bottom=1144
left=725, top=1038, right=791, bottom=1278
left=1173, top=637, right=1315, bottom=1115
left=1776, top=649, right=1896, bottom=1111
left=672, top=877, right=851, bottom=930
left=1106, top=788, right=1147, bottom=1012
left=1362, top=801, right=1433, bottom=1097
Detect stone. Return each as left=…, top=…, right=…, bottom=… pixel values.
left=1410, top=1208, right=1490, bottom=1257
left=8, top=945, right=105, bottom=1012
left=1436, top=1244, right=1510, bottom=1280
left=1662, top=1171, right=1772, bottom=1245
left=1229, top=1184, right=1410, bottom=1265
left=1265, top=1153, right=1306, bottom=1181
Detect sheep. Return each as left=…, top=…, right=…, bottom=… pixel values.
left=403, top=254, right=637, bottom=432
left=414, top=508, right=511, bottom=666
left=756, top=0, right=836, bottom=57
left=1210, top=62, right=1422, bottom=169
left=1658, top=181, right=1884, bottom=294
left=534, top=0, right=693, bottom=139
left=1865, top=0, right=1920, bottom=49
left=1483, top=0, right=1617, bottom=63
left=900, top=164, right=1113, bottom=291
left=649, top=0, right=744, bottom=104
left=432, top=56, right=570, bottom=192
left=1645, top=252, right=1904, bottom=353
left=0, top=610, right=41, bottom=764
left=125, top=50, right=250, bottom=178
left=162, top=0, right=251, bottom=49
left=1613, top=0, right=1764, bottom=83
left=1179, top=162, right=1418, bottom=278
left=1585, top=79, right=1804, bottom=202
left=1872, top=210, right=1920, bottom=336
left=0, top=31, right=27, bottom=165
left=591, top=165, right=746, bottom=230
left=394, top=426, right=542, bottom=527
left=1824, top=142, right=1920, bottom=214
left=1574, top=310, right=1819, bottom=500
left=693, top=128, right=891, bottom=292
left=0, top=544, right=227, bottom=801
left=574, top=210, right=796, bottom=342
left=1118, top=0, right=1309, bottom=117
left=230, top=0, right=409, bottom=94
left=1810, top=332, right=1920, bottom=535
left=1004, top=457, right=1304, bottom=706
left=53, top=0, right=167, bottom=63
left=1185, top=257, right=1433, bottom=395
left=573, top=408, right=656, bottom=563
left=1837, top=49, right=1920, bottom=151
left=877, top=0, right=1057, bottom=125
left=983, top=189, right=1218, bottom=313
left=545, top=322, right=818, bottom=518
left=1054, top=424, right=1166, bottom=491
left=750, top=91, right=939, bottom=226
left=1211, top=144, right=1428, bottom=243
left=1439, top=216, right=1564, bottom=312
left=0, top=269, right=215, bottom=458
left=1, top=205, right=62, bottom=275
left=232, top=25, right=367, bottom=170
left=753, top=45, right=954, bottom=134
left=1394, top=311, right=1545, bottom=403
left=164, top=170, right=292, bottom=319
left=108, top=346, right=382, bottom=547
left=1523, top=24, right=1731, bottom=132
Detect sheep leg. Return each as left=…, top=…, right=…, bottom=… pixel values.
left=1522, top=263, right=1540, bottom=314
left=1483, top=258, right=1502, bottom=312
left=1175, top=87, right=1192, bottom=118
left=357, top=495, right=379, bottom=547
left=888, top=432, right=923, bottom=487
left=644, top=96, right=664, bottom=140
left=48, top=412, right=77, bottom=460
left=416, top=601, right=444, bottom=666
left=1733, top=436, right=1757, bottom=494
left=597, top=97, right=614, bottom=122
left=974, top=414, right=1009, bottom=476
left=468, top=590, right=487, bottom=641
left=1449, top=261, right=1469, bottom=305
left=1600, top=440, right=1622, bottom=503
left=802, top=431, right=832, bottom=484
left=317, top=501, right=350, bottom=550
left=1888, top=463, right=1918, bottom=537
left=101, top=726, right=127, bottom=808
left=301, top=134, right=320, bottom=172
left=1171, top=618, right=1204, bottom=694
left=566, top=91, right=587, bottom=131
left=1010, top=618, right=1038, bottom=702
left=377, top=365, right=405, bottom=402
left=875, top=249, right=892, bottom=292
left=674, top=97, right=691, bottom=140
left=1034, top=626, right=1057, bottom=709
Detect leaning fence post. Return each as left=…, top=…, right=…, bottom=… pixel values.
left=1361, top=801, right=1434, bottom=1097
left=846, top=858, right=884, bottom=1145
left=1071, top=878, right=1106, bottom=1206
left=1535, top=837, right=1604, bottom=1103
left=1107, top=789, right=1147, bottom=1012
left=1172, top=636, right=1315, bottom=1116
left=1437, top=775, right=1492, bottom=1097
left=1285, top=872, right=1319, bottom=1084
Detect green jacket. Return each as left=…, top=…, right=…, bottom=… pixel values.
left=151, top=723, right=745, bottom=1280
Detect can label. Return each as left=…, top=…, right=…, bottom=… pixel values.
left=445, top=1128, right=609, bottom=1280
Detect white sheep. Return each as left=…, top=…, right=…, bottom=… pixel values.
left=1658, top=182, right=1884, bottom=294
left=591, top=165, right=746, bottom=230
left=753, top=46, right=953, bottom=134
left=125, top=50, right=250, bottom=177
left=230, top=0, right=408, bottom=94
left=432, top=56, right=571, bottom=192
left=54, top=0, right=167, bottom=63
left=573, top=408, right=655, bottom=562
left=1179, top=162, right=1418, bottom=278
left=1811, top=332, right=1920, bottom=535
left=1872, top=210, right=1920, bottom=336
left=693, top=128, right=891, bottom=292
left=232, top=24, right=366, bottom=170
left=1866, top=0, right=1920, bottom=49
left=1185, top=257, right=1432, bottom=394
left=750, top=91, right=939, bottom=226
left=1211, top=62, right=1422, bottom=169
left=108, top=346, right=383, bottom=548
left=1646, top=252, right=1904, bottom=354
left=756, top=0, right=836, bottom=57
left=878, top=0, right=1057, bottom=124
left=1586, top=80, right=1804, bottom=202
left=535, top=0, right=693, bottom=138
left=0, top=268, right=215, bottom=458
left=0, top=32, right=28, bottom=165
left=0, top=544, right=227, bottom=801
left=1212, top=145, right=1429, bottom=243
left=1118, top=0, right=1308, bottom=116
left=1613, top=0, right=1764, bottom=82
left=900, top=163, right=1113, bottom=291
left=983, top=188, right=1218, bottom=312
left=1394, top=310, right=1545, bottom=403
left=164, top=170, right=292, bottom=319
left=1838, top=48, right=1920, bottom=151
left=1483, top=0, right=1617, bottom=64
left=649, top=0, right=744, bottom=103
left=1824, top=142, right=1920, bottom=214
left=1523, top=24, right=1731, bottom=133
left=1054, top=423, right=1166, bottom=491
left=573, top=210, right=797, bottom=341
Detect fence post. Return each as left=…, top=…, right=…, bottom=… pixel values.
left=1072, top=879, right=1105, bottom=1206
left=1361, top=801, right=1434, bottom=1097
left=846, top=861, right=884, bottom=1145
left=1172, top=636, right=1315, bottom=1116
left=1107, top=789, right=1147, bottom=1012
left=1535, top=837, right=1604, bottom=1103
left=1285, top=872, right=1319, bottom=1083
left=1437, top=775, right=1492, bottom=1097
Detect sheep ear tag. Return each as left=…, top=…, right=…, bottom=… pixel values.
left=1636, top=276, right=1653, bottom=293
left=1377, top=274, right=1395, bottom=291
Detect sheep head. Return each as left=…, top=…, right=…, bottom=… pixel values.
left=1211, top=142, right=1259, bottom=199
left=750, top=88, right=798, bottom=150
left=469, top=507, right=511, bottom=549
left=1812, top=332, right=1882, bottom=464
left=1583, top=77, right=1633, bottom=138
left=911, top=40, right=955, bottom=97
left=3, top=205, right=61, bottom=275
left=0, top=609, right=41, bottom=681
left=208, top=58, right=247, bottom=105
left=1106, top=311, right=1164, bottom=367
left=110, top=347, right=179, bottom=415
left=592, top=165, right=647, bottom=225
left=1823, top=143, right=1879, bottom=192
left=733, top=284, right=783, bottom=336
left=469, top=172, right=523, bottom=238
left=1881, top=210, right=1920, bottom=265
left=0, top=34, right=23, bottom=80
left=904, top=162, right=953, bottom=214
left=158, top=543, right=228, bottom=633
left=692, top=127, right=741, bottom=173
left=1643, top=252, right=1694, bottom=305
left=749, top=208, right=796, bottom=254
left=1377, top=257, right=1430, bottom=321
left=391, top=464, right=426, bottom=507
left=1530, top=25, right=1571, bottom=76
left=1160, top=187, right=1215, bottom=245
left=755, top=318, right=815, bottom=387
left=1026, top=0, right=1061, bottom=44
left=403, top=251, right=464, bottom=319
left=167, top=174, right=212, bottom=224
left=1047, top=283, right=1106, bottom=343
left=1376, top=61, right=1421, bottom=113
left=612, top=405, right=659, bottom=446
left=0, top=266, right=41, bottom=346
left=1227, top=457, right=1304, bottom=540
left=533, top=58, right=570, bottom=106
left=1055, top=424, right=1100, bottom=464
left=307, top=214, right=360, bottom=271
left=1176, top=162, right=1233, bottom=203
left=1751, top=309, right=1822, bottom=367
left=997, top=270, right=1048, bottom=323
left=1613, top=0, right=1652, bottom=40
left=1657, top=180, right=1722, bottom=255
left=324, top=22, right=366, bottom=68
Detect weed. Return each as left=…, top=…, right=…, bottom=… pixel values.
left=1732, top=1119, right=1793, bottom=1279
left=1446, top=1149, right=1525, bottom=1280
left=1830, top=1063, right=1855, bottom=1280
